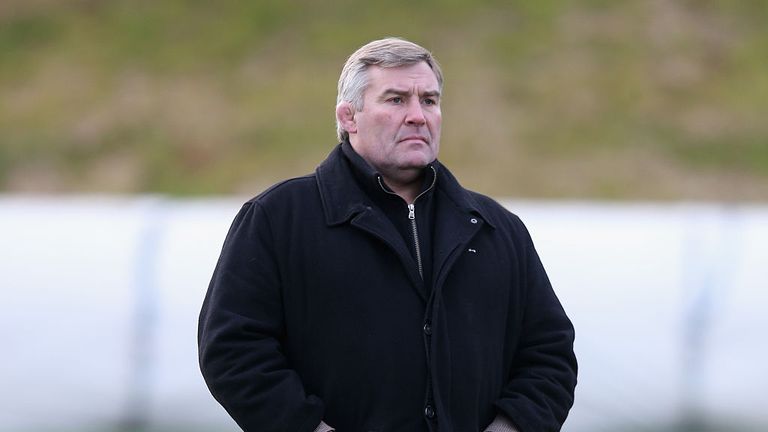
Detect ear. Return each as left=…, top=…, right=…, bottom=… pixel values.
left=336, top=102, right=358, bottom=135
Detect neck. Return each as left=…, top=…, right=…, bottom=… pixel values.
left=341, top=140, right=431, bottom=203
left=379, top=163, right=438, bottom=204
left=379, top=172, right=423, bottom=204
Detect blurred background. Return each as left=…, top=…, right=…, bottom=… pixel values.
left=1, top=0, right=766, bottom=431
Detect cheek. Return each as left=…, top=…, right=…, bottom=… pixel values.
left=429, top=113, right=442, bottom=134
left=375, top=112, right=396, bottom=129
left=429, top=107, right=441, bottom=123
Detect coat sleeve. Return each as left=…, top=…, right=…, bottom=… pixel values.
left=198, top=201, right=325, bottom=432
left=494, top=220, right=577, bottom=432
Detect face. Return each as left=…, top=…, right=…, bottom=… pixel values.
left=341, top=62, right=442, bottom=180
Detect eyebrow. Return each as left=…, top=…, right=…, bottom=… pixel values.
left=380, top=88, right=441, bottom=98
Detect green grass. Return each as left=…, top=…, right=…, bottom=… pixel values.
left=1, top=0, right=767, bottom=200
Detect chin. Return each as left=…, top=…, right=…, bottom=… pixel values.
left=400, top=155, right=434, bottom=170
left=394, top=147, right=435, bottom=166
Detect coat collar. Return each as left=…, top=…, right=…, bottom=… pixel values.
left=316, top=143, right=496, bottom=230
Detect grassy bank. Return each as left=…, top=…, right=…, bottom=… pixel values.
left=1, top=0, right=766, bottom=200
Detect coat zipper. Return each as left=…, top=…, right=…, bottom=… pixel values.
left=407, top=203, right=423, bottom=278
left=377, top=166, right=437, bottom=280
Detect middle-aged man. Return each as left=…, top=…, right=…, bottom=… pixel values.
left=199, top=37, right=577, bottom=432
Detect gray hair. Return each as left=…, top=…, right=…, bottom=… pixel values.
left=335, top=37, right=444, bottom=142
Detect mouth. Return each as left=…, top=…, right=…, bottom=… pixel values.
left=398, top=135, right=429, bottom=144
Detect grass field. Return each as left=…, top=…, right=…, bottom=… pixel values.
left=1, top=0, right=767, bottom=200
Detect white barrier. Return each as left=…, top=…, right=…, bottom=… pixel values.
left=1, top=195, right=766, bottom=431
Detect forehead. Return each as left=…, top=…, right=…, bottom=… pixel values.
left=365, top=62, right=440, bottom=93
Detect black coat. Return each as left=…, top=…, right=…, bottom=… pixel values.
left=198, top=144, right=577, bottom=432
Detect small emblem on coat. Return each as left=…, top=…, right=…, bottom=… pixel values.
left=468, top=248, right=477, bottom=253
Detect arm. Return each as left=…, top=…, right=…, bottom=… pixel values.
left=198, top=202, right=325, bottom=432
left=495, top=223, right=577, bottom=432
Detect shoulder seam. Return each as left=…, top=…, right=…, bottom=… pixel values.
left=248, top=173, right=316, bottom=203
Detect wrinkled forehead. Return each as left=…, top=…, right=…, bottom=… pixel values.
left=364, top=62, right=441, bottom=95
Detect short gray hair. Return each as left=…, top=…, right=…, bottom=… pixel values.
left=336, top=37, right=444, bottom=142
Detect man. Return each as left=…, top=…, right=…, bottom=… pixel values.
left=199, top=37, right=577, bottom=432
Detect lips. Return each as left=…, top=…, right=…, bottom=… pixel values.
left=398, top=135, right=429, bottom=144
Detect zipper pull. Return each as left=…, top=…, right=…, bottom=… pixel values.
left=407, top=203, right=415, bottom=220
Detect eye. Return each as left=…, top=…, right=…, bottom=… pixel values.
left=389, top=96, right=404, bottom=104
left=423, top=98, right=437, bottom=106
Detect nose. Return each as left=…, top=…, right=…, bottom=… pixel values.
left=405, top=99, right=426, bottom=126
